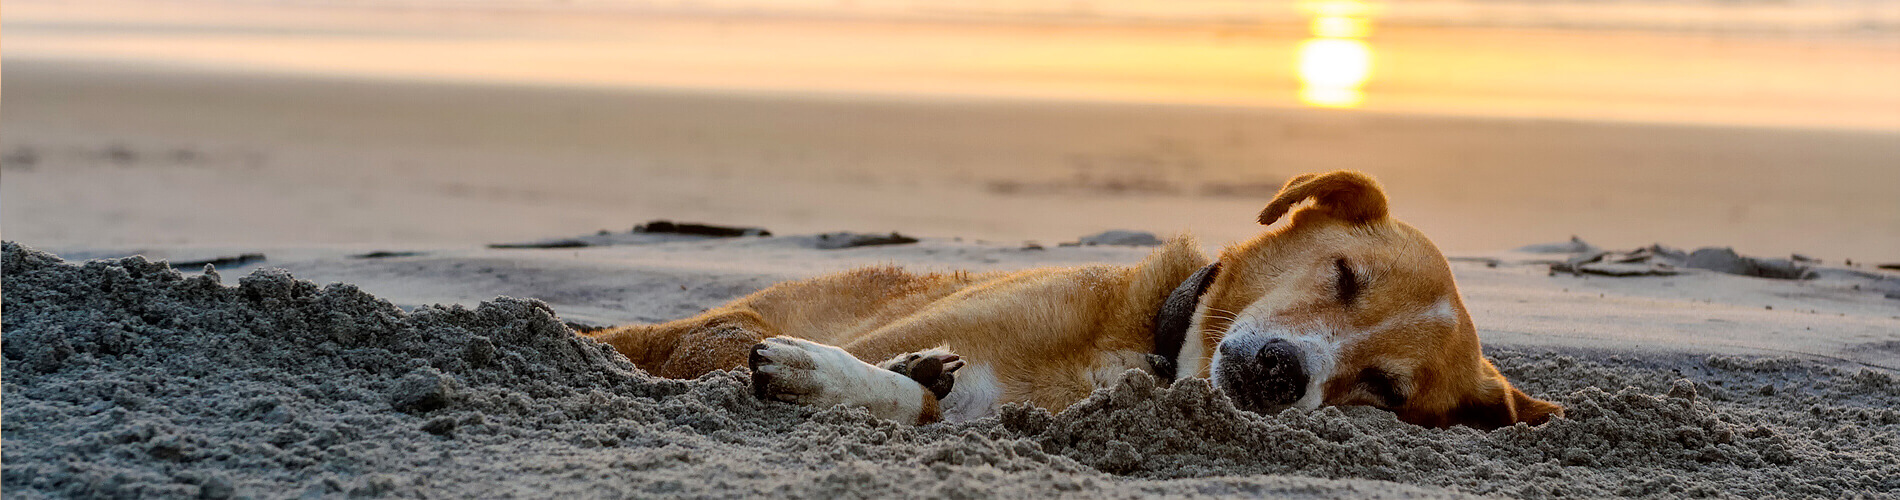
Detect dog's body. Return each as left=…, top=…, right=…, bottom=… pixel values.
left=589, top=171, right=1562, bottom=428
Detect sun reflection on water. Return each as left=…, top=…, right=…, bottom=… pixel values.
left=1296, top=0, right=1377, bottom=108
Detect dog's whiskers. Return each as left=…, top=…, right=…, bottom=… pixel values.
left=1202, top=306, right=1243, bottom=324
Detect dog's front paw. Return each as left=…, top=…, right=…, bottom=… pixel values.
left=746, top=337, right=938, bottom=424
left=747, top=337, right=835, bottom=405
left=879, top=349, right=962, bottom=400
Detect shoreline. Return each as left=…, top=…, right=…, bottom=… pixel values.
left=20, top=56, right=1900, bottom=136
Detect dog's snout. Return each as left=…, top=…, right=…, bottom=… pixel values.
left=1252, top=340, right=1308, bottom=405
left=1216, top=337, right=1310, bottom=410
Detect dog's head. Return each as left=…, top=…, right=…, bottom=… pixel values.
left=1183, top=170, right=1561, bottom=429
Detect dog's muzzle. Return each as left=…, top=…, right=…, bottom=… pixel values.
left=1216, top=338, right=1309, bottom=411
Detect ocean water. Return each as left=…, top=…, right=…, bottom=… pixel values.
left=148, top=0, right=1900, bottom=34
left=8, top=0, right=1899, bottom=130
left=179, top=0, right=1900, bottom=33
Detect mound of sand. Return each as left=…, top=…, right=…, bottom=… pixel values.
left=4, top=242, right=1896, bottom=498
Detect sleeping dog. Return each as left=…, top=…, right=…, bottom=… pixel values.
left=588, top=170, right=1562, bottom=428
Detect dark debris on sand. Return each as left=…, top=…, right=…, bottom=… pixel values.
left=815, top=232, right=920, bottom=250
left=351, top=251, right=430, bottom=259
left=165, top=253, right=267, bottom=270
left=1535, top=237, right=1835, bottom=281
left=634, top=220, right=771, bottom=238
left=487, top=221, right=772, bottom=249
left=4, top=241, right=1898, bottom=499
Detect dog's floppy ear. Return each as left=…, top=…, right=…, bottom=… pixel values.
left=1257, top=170, right=1389, bottom=226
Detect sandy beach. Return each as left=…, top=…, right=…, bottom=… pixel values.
left=5, top=0, right=1900, bottom=497
left=5, top=234, right=1899, bottom=498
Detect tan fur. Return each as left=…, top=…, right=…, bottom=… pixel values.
left=589, top=170, right=1561, bottom=428
left=591, top=238, right=1207, bottom=411
left=915, top=391, right=942, bottom=425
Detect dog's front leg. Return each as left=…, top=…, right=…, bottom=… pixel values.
left=747, top=337, right=961, bottom=424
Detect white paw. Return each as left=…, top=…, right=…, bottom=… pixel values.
left=747, top=337, right=928, bottom=422
left=877, top=348, right=963, bottom=399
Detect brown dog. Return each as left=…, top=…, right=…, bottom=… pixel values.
left=588, top=170, right=1562, bottom=428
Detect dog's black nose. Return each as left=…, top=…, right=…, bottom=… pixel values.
left=1218, top=338, right=1309, bottom=409
left=1252, top=339, right=1309, bottom=406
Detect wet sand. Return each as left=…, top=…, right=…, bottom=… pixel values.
left=5, top=60, right=1899, bottom=262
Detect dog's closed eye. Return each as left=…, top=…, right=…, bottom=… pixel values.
left=1334, top=258, right=1360, bottom=305
left=1359, top=367, right=1407, bottom=408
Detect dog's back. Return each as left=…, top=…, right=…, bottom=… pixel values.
left=588, top=238, right=1208, bottom=413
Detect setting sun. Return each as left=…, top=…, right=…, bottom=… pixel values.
left=1295, top=0, right=1377, bottom=108
left=1297, top=37, right=1373, bottom=107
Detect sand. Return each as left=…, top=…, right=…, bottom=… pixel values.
left=7, top=241, right=1898, bottom=499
